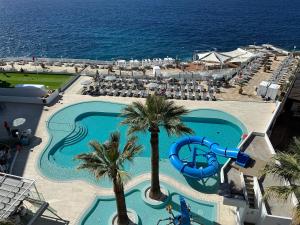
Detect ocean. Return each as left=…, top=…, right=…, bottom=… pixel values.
left=0, top=0, right=299, bottom=60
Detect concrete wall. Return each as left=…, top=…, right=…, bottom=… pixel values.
left=0, top=90, right=59, bottom=105
left=0, top=95, right=42, bottom=104
left=236, top=207, right=246, bottom=225
left=259, top=214, right=292, bottom=225
left=45, top=90, right=59, bottom=104
left=254, top=177, right=292, bottom=225
left=244, top=178, right=262, bottom=223
left=223, top=197, right=246, bottom=208
left=0, top=87, right=46, bottom=97
left=266, top=101, right=282, bottom=136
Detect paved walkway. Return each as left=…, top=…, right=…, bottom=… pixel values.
left=5, top=76, right=278, bottom=225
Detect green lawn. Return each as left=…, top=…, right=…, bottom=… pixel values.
left=0, top=72, right=74, bottom=90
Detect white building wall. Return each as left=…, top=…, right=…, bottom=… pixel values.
left=236, top=207, right=246, bottom=225
left=259, top=215, right=292, bottom=225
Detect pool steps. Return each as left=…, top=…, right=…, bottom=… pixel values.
left=62, top=125, right=88, bottom=147
left=48, top=124, right=88, bottom=166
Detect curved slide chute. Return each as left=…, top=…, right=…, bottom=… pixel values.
left=169, top=136, right=250, bottom=179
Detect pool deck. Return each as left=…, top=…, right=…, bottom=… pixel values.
left=2, top=76, right=278, bottom=225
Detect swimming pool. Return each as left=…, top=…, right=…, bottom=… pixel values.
left=39, top=101, right=246, bottom=191
left=80, top=182, right=217, bottom=225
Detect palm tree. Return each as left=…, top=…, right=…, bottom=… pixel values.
left=121, top=95, right=193, bottom=200
left=261, top=137, right=300, bottom=225
left=75, top=131, right=142, bottom=225
left=0, top=219, right=15, bottom=225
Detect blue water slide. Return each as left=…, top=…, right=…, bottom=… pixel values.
left=177, top=196, right=191, bottom=225
left=203, top=137, right=250, bottom=167
left=169, top=136, right=250, bottom=179
left=169, top=136, right=219, bottom=179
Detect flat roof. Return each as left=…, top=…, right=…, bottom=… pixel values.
left=0, top=173, right=34, bottom=219
left=237, top=134, right=274, bottom=177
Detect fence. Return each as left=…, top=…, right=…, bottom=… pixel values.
left=0, top=57, right=114, bottom=65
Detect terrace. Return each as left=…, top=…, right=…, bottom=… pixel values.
left=0, top=45, right=298, bottom=225
left=0, top=172, right=67, bottom=225
left=221, top=132, right=297, bottom=225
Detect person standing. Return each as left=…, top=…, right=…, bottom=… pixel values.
left=3, top=121, right=10, bottom=136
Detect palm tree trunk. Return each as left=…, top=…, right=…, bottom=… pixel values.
left=113, top=178, right=129, bottom=225
left=149, top=126, right=162, bottom=200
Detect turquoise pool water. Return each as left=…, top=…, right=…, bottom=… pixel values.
left=80, top=182, right=217, bottom=225
left=39, top=101, right=246, bottom=192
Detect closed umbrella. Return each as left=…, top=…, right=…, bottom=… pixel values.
left=81, top=80, right=92, bottom=85
left=12, top=118, right=26, bottom=127
left=147, top=82, right=159, bottom=89
left=104, top=75, right=116, bottom=81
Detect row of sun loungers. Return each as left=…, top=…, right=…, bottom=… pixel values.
left=82, top=86, right=216, bottom=101
left=83, top=87, right=150, bottom=98
left=82, top=73, right=221, bottom=100
left=233, top=56, right=265, bottom=85
left=269, top=55, right=296, bottom=85
left=164, top=90, right=216, bottom=101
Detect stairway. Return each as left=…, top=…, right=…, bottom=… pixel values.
left=243, top=175, right=256, bottom=209
left=62, top=124, right=88, bottom=147
left=47, top=125, right=88, bottom=167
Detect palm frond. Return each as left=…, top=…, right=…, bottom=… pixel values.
left=105, top=131, right=121, bottom=163
left=260, top=152, right=300, bottom=182
left=88, top=141, right=110, bottom=165
left=0, top=219, right=15, bottom=225
left=287, top=137, right=300, bottom=156
left=127, top=123, right=148, bottom=135
left=117, top=169, right=130, bottom=184
left=121, top=102, right=149, bottom=134
left=120, top=135, right=143, bottom=163
left=264, top=185, right=299, bottom=202
left=75, top=131, right=141, bottom=184
left=292, top=204, right=300, bottom=225
left=163, top=118, right=194, bottom=136
left=122, top=95, right=193, bottom=134
left=262, top=137, right=300, bottom=224
left=162, top=100, right=189, bottom=120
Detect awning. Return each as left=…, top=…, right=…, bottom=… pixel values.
left=197, top=51, right=231, bottom=64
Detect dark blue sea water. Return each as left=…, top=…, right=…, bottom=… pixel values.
left=0, top=0, right=299, bottom=60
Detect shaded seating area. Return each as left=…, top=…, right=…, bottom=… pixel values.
left=233, top=55, right=267, bottom=85
left=0, top=173, right=66, bottom=225
left=81, top=75, right=218, bottom=101
left=269, top=55, right=298, bottom=85
left=0, top=173, right=35, bottom=220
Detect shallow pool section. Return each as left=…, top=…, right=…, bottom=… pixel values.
left=39, top=101, right=246, bottom=192
left=80, top=183, right=217, bottom=225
